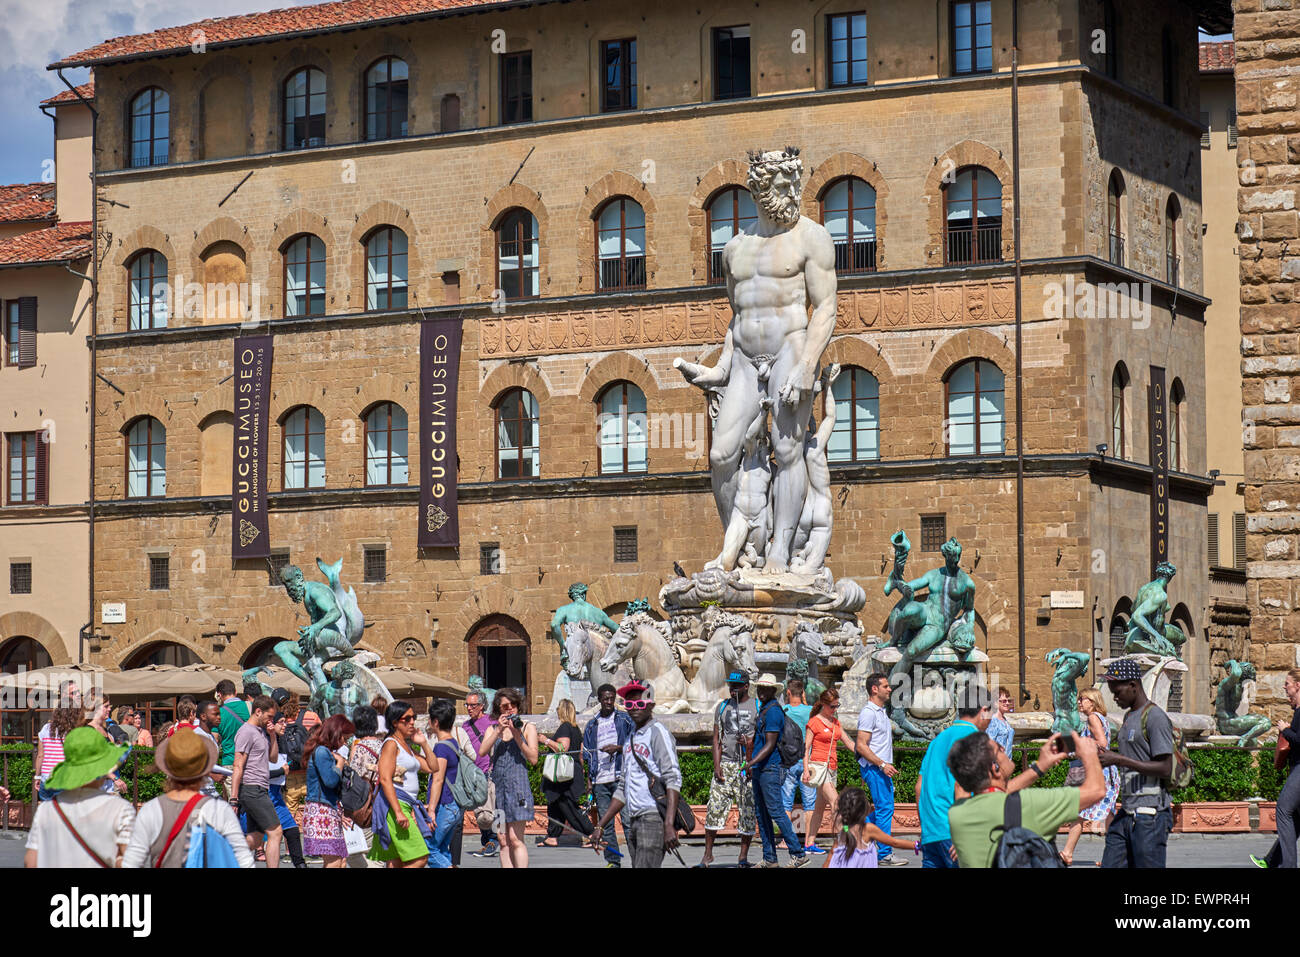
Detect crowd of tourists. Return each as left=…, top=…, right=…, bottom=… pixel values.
left=11, top=661, right=1300, bottom=869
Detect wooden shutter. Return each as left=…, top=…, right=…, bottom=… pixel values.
left=17, top=297, right=36, bottom=368
left=1206, top=512, right=1219, bottom=568
left=1233, top=511, right=1247, bottom=569
left=35, top=433, right=48, bottom=505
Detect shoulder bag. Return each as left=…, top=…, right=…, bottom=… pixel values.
left=50, top=799, right=112, bottom=868
left=628, top=727, right=696, bottom=835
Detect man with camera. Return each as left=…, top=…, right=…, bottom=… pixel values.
left=589, top=680, right=682, bottom=869
left=947, top=730, right=1106, bottom=867
left=700, top=671, right=756, bottom=868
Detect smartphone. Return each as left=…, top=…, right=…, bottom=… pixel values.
left=1053, top=733, right=1074, bottom=754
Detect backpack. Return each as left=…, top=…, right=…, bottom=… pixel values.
left=279, top=712, right=309, bottom=771
left=761, top=701, right=804, bottom=768
left=1140, top=704, right=1194, bottom=790
left=339, top=742, right=380, bottom=826
left=992, top=791, right=1064, bottom=868
left=448, top=735, right=490, bottom=811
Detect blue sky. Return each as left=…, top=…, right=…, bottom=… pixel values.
left=0, top=2, right=1235, bottom=191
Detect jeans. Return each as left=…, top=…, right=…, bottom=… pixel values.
left=753, top=762, right=804, bottom=863
left=1264, top=765, right=1300, bottom=868
left=861, top=764, right=896, bottom=861
left=781, top=760, right=817, bottom=823
left=922, top=839, right=958, bottom=868
left=625, top=812, right=665, bottom=869
left=426, top=803, right=460, bottom=868
left=1101, top=808, right=1173, bottom=868
left=594, top=781, right=621, bottom=865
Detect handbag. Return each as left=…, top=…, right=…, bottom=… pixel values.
left=1276, top=733, right=1292, bottom=772
left=542, top=751, right=575, bottom=784
left=343, top=820, right=369, bottom=855
left=1064, top=765, right=1086, bottom=787
left=628, top=727, right=697, bottom=835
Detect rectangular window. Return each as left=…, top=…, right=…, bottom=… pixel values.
left=951, top=1, right=992, bottom=76
left=364, top=546, right=387, bottom=583
left=5, top=431, right=45, bottom=505
left=614, top=527, right=638, bottom=563
left=4, top=298, right=37, bottom=368
left=480, top=542, right=502, bottom=575
left=713, top=26, right=751, bottom=100
left=601, top=39, right=637, bottom=112
left=3, top=301, right=18, bottom=367
left=500, top=52, right=533, bottom=124
left=267, top=550, right=290, bottom=586
left=9, top=561, right=31, bottom=595
left=1232, top=511, right=1247, bottom=570
left=920, top=514, right=947, bottom=552
left=1207, top=513, right=1220, bottom=567
left=827, top=13, right=868, bottom=88
left=1200, top=112, right=1211, bottom=149
left=1227, top=110, right=1238, bottom=148
left=149, top=555, right=170, bottom=591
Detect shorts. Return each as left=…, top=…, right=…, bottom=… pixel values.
left=238, top=785, right=282, bottom=834
left=705, top=761, right=755, bottom=835
left=806, top=761, right=831, bottom=787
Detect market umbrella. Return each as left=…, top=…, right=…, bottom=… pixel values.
left=371, top=665, right=470, bottom=699
left=0, top=662, right=108, bottom=701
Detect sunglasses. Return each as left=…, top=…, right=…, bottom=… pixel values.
left=624, top=698, right=653, bottom=711
left=398, top=714, right=416, bottom=723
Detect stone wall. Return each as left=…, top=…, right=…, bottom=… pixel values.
left=1235, top=0, right=1300, bottom=721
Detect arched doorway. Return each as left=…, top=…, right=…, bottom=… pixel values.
left=241, top=637, right=285, bottom=670
left=0, top=636, right=54, bottom=742
left=123, top=641, right=201, bottom=669
left=466, top=614, right=530, bottom=703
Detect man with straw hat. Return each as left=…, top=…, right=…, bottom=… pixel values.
left=24, top=727, right=135, bottom=868
left=122, top=727, right=253, bottom=868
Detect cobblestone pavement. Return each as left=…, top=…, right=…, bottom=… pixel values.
left=0, top=828, right=1280, bottom=869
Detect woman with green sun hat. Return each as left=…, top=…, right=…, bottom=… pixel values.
left=24, top=726, right=135, bottom=868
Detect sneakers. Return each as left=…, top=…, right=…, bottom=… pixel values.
left=471, top=840, right=500, bottom=858
left=1249, top=854, right=1268, bottom=868
left=804, top=844, right=827, bottom=855
left=878, top=855, right=909, bottom=866
left=759, top=859, right=781, bottom=868
left=784, top=854, right=810, bottom=868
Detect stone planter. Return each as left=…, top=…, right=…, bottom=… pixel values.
left=1257, top=801, right=1277, bottom=833
left=1172, top=801, right=1251, bottom=833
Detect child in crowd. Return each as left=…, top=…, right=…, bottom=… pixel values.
left=824, top=787, right=920, bottom=869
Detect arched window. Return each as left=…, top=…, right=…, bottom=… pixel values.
left=495, top=388, right=539, bottom=480
left=124, top=642, right=199, bottom=669
left=129, top=88, right=169, bottom=167
left=1111, top=363, right=1130, bottom=459
left=495, top=209, right=539, bottom=300
left=364, top=57, right=408, bottom=141
left=1107, top=170, right=1125, bottom=266
left=597, top=381, right=648, bottom=474
left=945, top=359, right=1005, bottom=456
left=829, top=367, right=880, bottom=462
left=1165, top=195, right=1180, bottom=285
left=126, top=417, right=166, bottom=498
left=944, top=166, right=1002, bottom=264
left=1, top=636, right=53, bottom=742
left=128, top=250, right=168, bottom=330
left=283, top=67, right=326, bottom=149
left=282, top=406, right=325, bottom=489
left=283, top=234, right=326, bottom=317
left=820, top=177, right=877, bottom=273
left=595, top=198, right=646, bottom=291
left=0, top=636, right=52, bottom=674
left=364, top=402, right=408, bottom=487
left=706, top=186, right=757, bottom=284
left=365, top=227, right=408, bottom=310
left=1170, top=378, right=1184, bottom=471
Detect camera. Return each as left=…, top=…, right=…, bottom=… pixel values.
left=512, top=715, right=524, bottom=729
left=1052, top=732, right=1075, bottom=754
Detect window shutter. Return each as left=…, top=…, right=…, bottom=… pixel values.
left=1200, top=112, right=1210, bottom=149
left=1227, top=111, right=1237, bottom=148
left=35, top=434, right=48, bottom=505
left=18, top=297, right=37, bottom=368
left=1206, top=512, right=1219, bottom=567
left=1232, top=511, right=1247, bottom=569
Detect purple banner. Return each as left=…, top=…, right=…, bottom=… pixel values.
left=1149, top=365, right=1168, bottom=576
left=232, top=335, right=273, bottom=559
left=419, top=318, right=462, bottom=548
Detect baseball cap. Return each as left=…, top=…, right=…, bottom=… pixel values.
left=270, top=687, right=292, bottom=707
left=726, top=671, right=749, bottom=685
left=618, top=679, right=654, bottom=701
left=1101, top=658, right=1143, bottom=683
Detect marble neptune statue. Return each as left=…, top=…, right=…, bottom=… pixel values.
left=674, top=147, right=838, bottom=573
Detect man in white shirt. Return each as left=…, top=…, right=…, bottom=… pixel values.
left=581, top=683, right=634, bottom=867
left=590, top=681, right=682, bottom=869
left=857, top=672, right=905, bottom=866
left=25, top=727, right=135, bottom=868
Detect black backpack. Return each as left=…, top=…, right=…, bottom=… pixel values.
left=760, top=702, right=804, bottom=768
left=992, top=791, right=1065, bottom=868
left=279, top=712, right=309, bottom=771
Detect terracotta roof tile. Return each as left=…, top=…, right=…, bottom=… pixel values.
left=0, top=184, right=56, bottom=224
left=51, top=0, right=527, bottom=68
left=41, top=81, right=95, bottom=106
left=0, top=222, right=93, bottom=267
left=1199, top=41, right=1235, bottom=73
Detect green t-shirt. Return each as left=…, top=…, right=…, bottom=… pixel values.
left=217, top=699, right=250, bottom=765
left=948, top=787, right=1081, bottom=868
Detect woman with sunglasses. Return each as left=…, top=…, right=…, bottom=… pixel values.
left=369, top=700, right=437, bottom=868
left=802, top=689, right=858, bottom=853
left=476, top=687, right=539, bottom=868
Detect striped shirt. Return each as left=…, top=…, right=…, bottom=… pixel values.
left=38, top=724, right=65, bottom=777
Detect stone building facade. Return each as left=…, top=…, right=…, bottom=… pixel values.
left=1235, top=0, right=1300, bottom=722
left=52, top=0, right=1217, bottom=712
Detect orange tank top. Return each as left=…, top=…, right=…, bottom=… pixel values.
left=807, top=714, right=840, bottom=769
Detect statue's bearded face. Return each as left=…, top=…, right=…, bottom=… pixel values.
left=280, top=567, right=306, bottom=602
left=747, top=151, right=803, bottom=228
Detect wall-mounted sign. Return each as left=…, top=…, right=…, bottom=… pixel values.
left=1050, top=590, right=1085, bottom=609
left=1149, top=366, right=1168, bottom=576
left=101, top=602, right=126, bottom=624
left=232, top=335, right=273, bottom=559
left=418, top=318, right=463, bottom=548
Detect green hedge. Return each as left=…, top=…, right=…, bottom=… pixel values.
left=0, top=744, right=35, bottom=802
